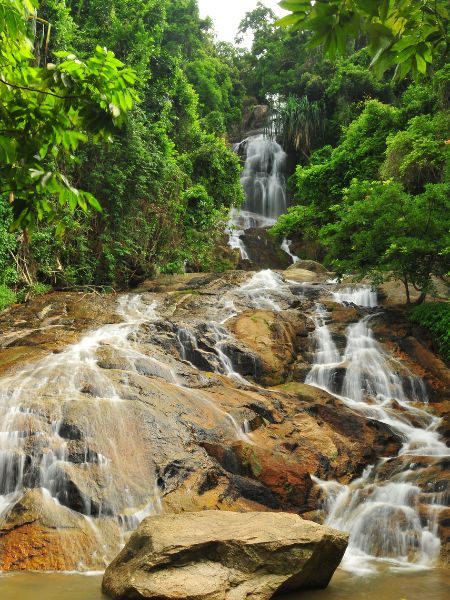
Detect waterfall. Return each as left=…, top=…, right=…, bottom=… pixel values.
left=0, top=297, right=163, bottom=525
left=306, top=291, right=447, bottom=574
left=305, top=304, right=341, bottom=391
left=236, top=269, right=293, bottom=311
left=0, top=292, right=254, bottom=566
left=281, top=238, right=299, bottom=264
left=332, top=286, right=378, bottom=307
left=228, top=135, right=287, bottom=259
left=240, top=135, right=287, bottom=220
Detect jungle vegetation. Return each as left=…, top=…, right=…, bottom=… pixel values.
left=0, top=1, right=449, bottom=318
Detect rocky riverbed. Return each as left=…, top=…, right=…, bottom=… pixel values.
left=0, top=265, right=449, bottom=574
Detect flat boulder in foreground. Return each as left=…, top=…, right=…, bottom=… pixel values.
left=102, top=511, right=347, bottom=600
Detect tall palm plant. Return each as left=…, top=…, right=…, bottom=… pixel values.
left=267, top=96, right=323, bottom=158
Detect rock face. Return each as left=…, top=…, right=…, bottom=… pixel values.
left=102, top=511, right=348, bottom=600
left=228, top=309, right=307, bottom=385
left=240, top=228, right=291, bottom=270
left=0, top=268, right=448, bottom=570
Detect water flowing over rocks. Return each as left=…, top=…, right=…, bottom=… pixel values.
left=102, top=511, right=348, bottom=600
left=0, top=266, right=448, bottom=574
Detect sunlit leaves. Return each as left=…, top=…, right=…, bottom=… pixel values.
left=277, top=0, right=449, bottom=79
left=0, top=1, right=138, bottom=230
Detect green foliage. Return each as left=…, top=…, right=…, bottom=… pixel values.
left=381, top=111, right=450, bottom=193
left=0, top=197, right=18, bottom=286
left=0, top=285, right=17, bottom=312
left=267, top=95, right=323, bottom=157
left=0, top=0, right=138, bottom=228
left=16, top=282, right=52, bottom=303
left=270, top=203, right=318, bottom=240
left=319, top=180, right=450, bottom=296
left=277, top=0, right=450, bottom=79
left=409, top=303, right=450, bottom=360
left=290, top=100, right=400, bottom=220
left=0, top=1, right=246, bottom=291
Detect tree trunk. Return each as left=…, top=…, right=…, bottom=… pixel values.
left=414, top=291, right=427, bottom=305
left=17, top=230, right=36, bottom=287
left=403, top=276, right=411, bottom=304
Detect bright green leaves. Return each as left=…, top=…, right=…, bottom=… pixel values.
left=267, top=95, right=323, bottom=157
left=319, top=179, right=450, bottom=295
left=0, top=136, right=17, bottom=163
left=0, top=1, right=138, bottom=230
left=277, top=0, right=449, bottom=79
left=277, top=0, right=311, bottom=25
left=409, top=302, right=450, bottom=360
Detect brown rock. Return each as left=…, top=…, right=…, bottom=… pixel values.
left=102, top=511, right=348, bottom=600
left=228, top=309, right=307, bottom=385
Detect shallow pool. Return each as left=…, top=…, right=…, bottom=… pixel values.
left=0, top=567, right=449, bottom=600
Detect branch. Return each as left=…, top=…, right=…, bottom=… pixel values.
left=0, top=77, right=78, bottom=99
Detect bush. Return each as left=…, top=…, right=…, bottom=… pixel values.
left=409, top=302, right=450, bottom=360
left=0, top=285, right=17, bottom=312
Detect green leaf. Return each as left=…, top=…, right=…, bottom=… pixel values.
left=275, top=13, right=306, bottom=27
left=392, top=36, right=416, bottom=52
left=354, top=0, right=379, bottom=16
left=278, top=0, right=310, bottom=11
left=85, top=193, right=103, bottom=212
left=416, top=53, right=427, bottom=74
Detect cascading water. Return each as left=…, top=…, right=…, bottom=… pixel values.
left=306, top=290, right=448, bottom=574
left=305, top=304, right=341, bottom=391
left=239, top=135, right=287, bottom=220
left=0, top=292, right=257, bottom=568
left=332, top=286, right=378, bottom=308
left=228, top=134, right=290, bottom=261
left=0, top=297, right=164, bottom=533
left=281, top=238, right=299, bottom=264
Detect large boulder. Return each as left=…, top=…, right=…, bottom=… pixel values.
left=102, top=511, right=347, bottom=600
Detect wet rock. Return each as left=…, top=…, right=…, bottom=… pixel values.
left=283, top=268, right=322, bottom=283
left=228, top=309, right=307, bottom=385
left=0, top=488, right=119, bottom=571
left=58, top=422, right=83, bottom=440
left=102, top=511, right=348, bottom=600
left=241, top=104, right=270, bottom=133
left=241, top=228, right=292, bottom=270
left=197, top=438, right=314, bottom=511
left=288, top=260, right=329, bottom=274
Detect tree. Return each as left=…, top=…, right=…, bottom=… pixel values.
left=381, top=111, right=450, bottom=193
left=267, top=95, right=323, bottom=157
left=319, top=180, right=450, bottom=302
left=278, top=99, right=400, bottom=225
left=0, top=0, right=138, bottom=230
left=277, top=0, right=450, bottom=79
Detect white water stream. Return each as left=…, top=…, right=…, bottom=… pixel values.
left=306, top=289, right=448, bottom=574
left=228, top=135, right=291, bottom=261
left=0, top=296, right=172, bottom=562
left=0, top=292, right=255, bottom=551
left=281, top=238, right=300, bottom=264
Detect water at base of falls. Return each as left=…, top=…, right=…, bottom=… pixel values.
left=305, top=289, right=448, bottom=574
left=1, top=561, right=449, bottom=600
